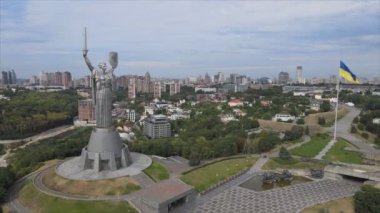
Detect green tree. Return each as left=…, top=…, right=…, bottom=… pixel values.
left=320, top=101, right=331, bottom=112
left=188, top=152, right=201, bottom=166
left=354, top=185, right=380, bottom=213
left=283, top=126, right=304, bottom=141
left=351, top=125, right=357, bottom=133
left=279, top=147, right=292, bottom=160
left=296, top=118, right=305, bottom=124
left=318, top=117, right=326, bottom=125
left=305, top=126, right=310, bottom=135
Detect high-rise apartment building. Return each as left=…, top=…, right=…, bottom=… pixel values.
left=169, top=82, right=180, bottom=96
left=143, top=115, right=171, bottom=139
left=143, top=72, right=151, bottom=93
left=62, top=71, right=72, bottom=88
left=296, top=66, right=305, bottom=84
left=204, top=73, right=211, bottom=84
left=214, top=72, right=225, bottom=84
left=29, top=75, right=39, bottom=85
left=78, top=99, right=95, bottom=122
left=128, top=78, right=136, bottom=99
left=153, top=81, right=161, bottom=99
left=54, top=71, right=63, bottom=86
left=8, top=70, right=17, bottom=84
left=1, top=71, right=8, bottom=85
left=278, top=72, right=289, bottom=85
left=230, top=73, right=239, bottom=84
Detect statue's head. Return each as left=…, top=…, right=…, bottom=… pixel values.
left=98, top=63, right=107, bottom=72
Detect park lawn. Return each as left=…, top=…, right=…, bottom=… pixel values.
left=180, top=156, right=258, bottom=192
left=262, top=157, right=326, bottom=170
left=323, top=139, right=363, bottom=164
left=143, top=161, right=170, bottom=182
left=301, top=197, right=354, bottom=213
left=42, top=168, right=141, bottom=196
left=290, top=135, right=330, bottom=157
left=18, top=181, right=137, bottom=213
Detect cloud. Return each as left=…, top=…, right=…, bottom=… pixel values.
left=119, top=61, right=182, bottom=69
left=0, top=1, right=379, bottom=78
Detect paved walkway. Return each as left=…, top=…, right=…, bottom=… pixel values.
left=332, top=107, right=380, bottom=156
left=315, top=107, right=380, bottom=160
left=315, top=139, right=336, bottom=160
left=193, top=179, right=360, bottom=213
left=132, top=172, right=155, bottom=188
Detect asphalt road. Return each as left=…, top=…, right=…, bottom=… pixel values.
left=0, top=125, right=75, bottom=167
left=0, top=125, right=74, bottom=144
left=332, top=107, right=380, bottom=156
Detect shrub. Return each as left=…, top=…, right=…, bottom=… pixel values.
left=353, top=117, right=359, bottom=124
left=357, top=123, right=365, bottom=131
left=361, top=132, right=369, bottom=139
left=351, top=125, right=357, bottom=133
left=296, top=118, right=305, bottom=124
left=283, top=125, right=304, bottom=141
left=375, top=137, right=380, bottom=146
left=318, top=117, right=326, bottom=125
left=305, top=126, right=310, bottom=135
left=189, top=152, right=201, bottom=166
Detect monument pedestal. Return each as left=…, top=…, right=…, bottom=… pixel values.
left=80, top=128, right=132, bottom=172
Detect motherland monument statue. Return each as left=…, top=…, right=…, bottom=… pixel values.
left=79, top=28, right=132, bottom=172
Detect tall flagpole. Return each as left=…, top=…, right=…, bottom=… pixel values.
left=333, top=79, right=340, bottom=142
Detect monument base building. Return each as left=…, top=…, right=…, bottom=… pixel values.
left=80, top=128, right=132, bottom=171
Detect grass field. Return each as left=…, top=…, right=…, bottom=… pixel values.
left=262, top=157, right=326, bottom=170
left=180, top=156, right=258, bottom=192
left=42, top=168, right=140, bottom=196
left=305, top=107, right=349, bottom=135
left=290, top=134, right=330, bottom=157
left=19, top=181, right=137, bottom=213
left=323, top=139, right=363, bottom=164
left=143, top=161, right=170, bottom=182
left=302, top=197, right=354, bottom=213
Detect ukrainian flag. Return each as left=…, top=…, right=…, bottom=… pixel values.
left=340, top=61, right=360, bottom=84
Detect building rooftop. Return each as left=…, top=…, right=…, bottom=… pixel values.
left=136, top=179, right=194, bottom=204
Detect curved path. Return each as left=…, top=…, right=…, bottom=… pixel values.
left=332, top=107, right=380, bottom=155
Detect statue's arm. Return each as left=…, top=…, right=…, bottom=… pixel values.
left=84, top=54, right=94, bottom=72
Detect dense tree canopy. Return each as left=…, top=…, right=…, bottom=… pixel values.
left=0, top=90, right=80, bottom=139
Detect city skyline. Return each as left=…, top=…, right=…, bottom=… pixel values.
left=1, top=1, right=380, bottom=79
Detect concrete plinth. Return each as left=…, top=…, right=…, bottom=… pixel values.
left=56, top=152, right=152, bottom=180
left=80, top=128, right=132, bottom=172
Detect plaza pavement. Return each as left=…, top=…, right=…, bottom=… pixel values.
left=192, top=179, right=360, bottom=213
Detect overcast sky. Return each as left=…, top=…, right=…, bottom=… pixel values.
left=1, top=0, right=379, bottom=79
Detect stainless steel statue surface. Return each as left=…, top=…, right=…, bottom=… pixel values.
left=79, top=28, right=132, bottom=172
left=83, top=29, right=117, bottom=128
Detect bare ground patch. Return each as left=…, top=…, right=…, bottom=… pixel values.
left=258, top=119, right=295, bottom=132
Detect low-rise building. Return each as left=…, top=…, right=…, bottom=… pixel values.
left=272, top=114, right=295, bottom=122
left=144, top=115, right=171, bottom=139
left=125, top=109, right=136, bottom=122
left=228, top=98, right=243, bottom=107
left=373, top=118, right=380, bottom=124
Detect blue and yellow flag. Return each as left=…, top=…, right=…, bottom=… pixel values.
left=340, top=61, right=360, bottom=84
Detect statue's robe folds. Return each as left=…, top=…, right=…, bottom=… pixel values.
left=95, top=77, right=112, bottom=128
